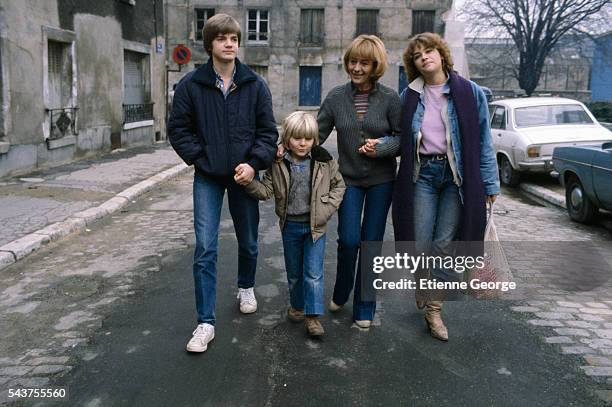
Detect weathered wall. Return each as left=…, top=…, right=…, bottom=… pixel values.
left=74, top=14, right=123, bottom=146
left=0, top=1, right=166, bottom=178
left=166, top=0, right=453, bottom=120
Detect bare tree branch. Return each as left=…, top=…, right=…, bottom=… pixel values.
left=461, top=0, right=609, bottom=95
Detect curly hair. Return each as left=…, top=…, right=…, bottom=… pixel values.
left=402, top=32, right=454, bottom=82
left=343, top=35, right=388, bottom=82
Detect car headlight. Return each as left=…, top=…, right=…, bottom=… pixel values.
left=527, top=146, right=540, bottom=158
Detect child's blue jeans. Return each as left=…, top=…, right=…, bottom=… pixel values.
left=281, top=220, right=326, bottom=315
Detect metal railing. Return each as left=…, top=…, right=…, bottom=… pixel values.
left=46, top=107, right=79, bottom=140
left=123, top=103, right=154, bottom=124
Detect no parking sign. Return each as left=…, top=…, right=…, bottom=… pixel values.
left=172, top=44, right=191, bottom=65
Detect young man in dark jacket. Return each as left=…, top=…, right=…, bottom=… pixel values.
left=167, top=14, right=278, bottom=353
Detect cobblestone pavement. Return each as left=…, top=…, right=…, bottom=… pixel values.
left=0, top=161, right=611, bottom=403
left=494, top=187, right=612, bottom=403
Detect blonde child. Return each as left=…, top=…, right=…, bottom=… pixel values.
left=245, top=111, right=345, bottom=336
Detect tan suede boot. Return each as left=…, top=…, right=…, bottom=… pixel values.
left=424, top=301, right=448, bottom=341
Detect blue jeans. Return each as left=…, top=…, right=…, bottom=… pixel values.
left=413, top=159, right=462, bottom=283
left=193, top=173, right=259, bottom=325
left=333, top=181, right=393, bottom=321
left=281, top=220, right=326, bottom=315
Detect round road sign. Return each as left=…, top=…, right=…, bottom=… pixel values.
left=172, top=44, right=191, bottom=65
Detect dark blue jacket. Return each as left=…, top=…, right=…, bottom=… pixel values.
left=167, top=58, right=279, bottom=178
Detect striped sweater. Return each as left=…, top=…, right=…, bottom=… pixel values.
left=317, top=82, right=401, bottom=187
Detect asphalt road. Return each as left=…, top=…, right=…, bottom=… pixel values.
left=27, top=176, right=604, bottom=407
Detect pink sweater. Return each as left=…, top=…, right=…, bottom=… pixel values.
left=419, top=83, right=447, bottom=155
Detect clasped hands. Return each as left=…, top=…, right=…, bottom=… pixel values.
left=234, top=163, right=255, bottom=185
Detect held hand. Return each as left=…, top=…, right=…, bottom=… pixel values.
left=276, top=144, right=285, bottom=161
left=234, top=163, right=255, bottom=185
left=358, top=138, right=380, bottom=157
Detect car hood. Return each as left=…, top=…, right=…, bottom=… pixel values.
left=518, top=125, right=612, bottom=144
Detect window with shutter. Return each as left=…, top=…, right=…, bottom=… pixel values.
left=124, top=51, right=150, bottom=105
left=48, top=40, right=72, bottom=109
left=250, top=65, right=268, bottom=84
left=300, top=9, right=324, bottom=45
left=356, top=10, right=378, bottom=36
left=412, top=10, right=435, bottom=35
left=299, top=66, right=322, bottom=106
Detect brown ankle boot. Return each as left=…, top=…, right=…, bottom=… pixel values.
left=424, top=301, right=448, bottom=341
left=305, top=316, right=324, bottom=337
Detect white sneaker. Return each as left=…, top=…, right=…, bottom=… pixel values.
left=185, top=323, right=215, bottom=353
left=354, top=320, right=372, bottom=328
left=237, top=287, right=257, bottom=314
left=328, top=300, right=343, bottom=312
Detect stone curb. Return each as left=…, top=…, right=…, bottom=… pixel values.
left=0, top=162, right=190, bottom=271
left=519, top=182, right=565, bottom=209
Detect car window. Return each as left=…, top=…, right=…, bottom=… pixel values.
left=491, top=106, right=506, bottom=130
left=488, top=105, right=496, bottom=120
left=514, top=104, right=593, bottom=128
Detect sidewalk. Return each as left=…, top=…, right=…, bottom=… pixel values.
left=520, top=182, right=565, bottom=208
left=0, top=144, right=189, bottom=271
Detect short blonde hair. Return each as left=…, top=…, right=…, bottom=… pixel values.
left=281, top=111, right=319, bottom=149
left=343, top=35, right=388, bottom=82
left=403, top=32, right=454, bottom=82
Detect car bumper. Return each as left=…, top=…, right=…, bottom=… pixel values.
left=517, top=158, right=555, bottom=172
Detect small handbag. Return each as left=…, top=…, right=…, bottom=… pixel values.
left=468, top=202, right=513, bottom=300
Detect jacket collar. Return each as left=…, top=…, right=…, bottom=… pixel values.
left=192, top=58, right=256, bottom=88
left=311, top=145, right=333, bottom=162
left=408, top=74, right=450, bottom=95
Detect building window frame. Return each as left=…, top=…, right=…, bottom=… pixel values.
left=250, top=65, right=269, bottom=84
left=299, top=8, right=324, bottom=46
left=412, top=10, right=436, bottom=35
left=122, top=40, right=153, bottom=127
left=42, top=26, right=78, bottom=143
left=355, top=9, right=379, bottom=37
left=247, top=9, right=270, bottom=44
left=299, top=65, right=322, bottom=107
left=194, top=8, right=215, bottom=42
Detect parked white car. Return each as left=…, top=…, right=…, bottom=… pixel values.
left=488, top=97, right=612, bottom=186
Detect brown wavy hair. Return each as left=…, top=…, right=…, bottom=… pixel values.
left=402, top=32, right=454, bottom=82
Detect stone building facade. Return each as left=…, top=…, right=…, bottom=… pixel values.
left=0, top=0, right=167, bottom=178
left=165, top=0, right=457, bottom=120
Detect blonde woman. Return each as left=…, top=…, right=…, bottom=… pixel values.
left=317, top=35, right=401, bottom=328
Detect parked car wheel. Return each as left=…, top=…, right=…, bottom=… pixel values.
left=499, top=155, right=520, bottom=186
left=565, top=176, right=597, bottom=223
